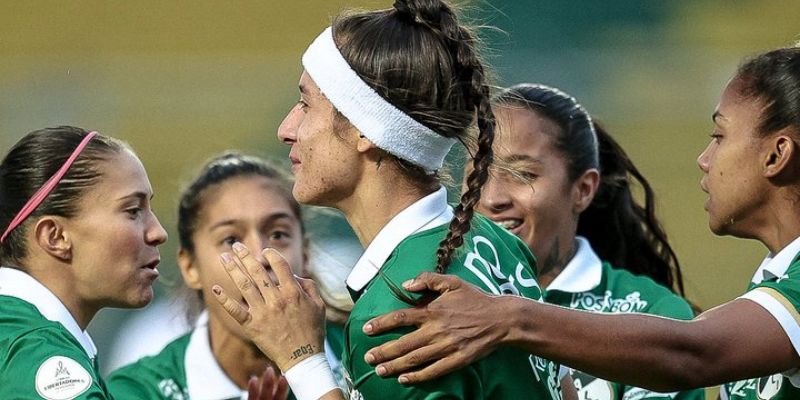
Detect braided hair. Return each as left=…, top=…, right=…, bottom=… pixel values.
left=333, top=0, right=495, bottom=275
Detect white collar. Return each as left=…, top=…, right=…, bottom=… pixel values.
left=545, top=237, right=603, bottom=293
left=0, top=267, right=97, bottom=358
left=345, top=186, right=454, bottom=292
left=751, top=235, right=800, bottom=284
left=185, top=311, right=246, bottom=400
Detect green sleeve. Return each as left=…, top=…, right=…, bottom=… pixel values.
left=106, top=365, right=157, bottom=400
left=0, top=327, right=110, bottom=399
left=647, top=294, right=696, bottom=321
left=347, top=317, right=484, bottom=399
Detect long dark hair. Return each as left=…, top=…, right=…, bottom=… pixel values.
left=495, top=84, right=686, bottom=296
left=0, top=126, right=127, bottom=267
left=332, top=0, right=495, bottom=275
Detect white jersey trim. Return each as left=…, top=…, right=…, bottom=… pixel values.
left=346, top=186, right=454, bottom=292
left=545, top=236, right=603, bottom=294
left=0, top=267, right=97, bottom=358
left=740, top=289, right=800, bottom=386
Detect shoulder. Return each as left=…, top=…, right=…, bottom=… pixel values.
left=106, top=332, right=192, bottom=397
left=600, top=263, right=694, bottom=319
left=0, top=295, right=59, bottom=340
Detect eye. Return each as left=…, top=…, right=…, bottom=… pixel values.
left=125, top=208, right=143, bottom=218
left=221, top=236, right=239, bottom=246
left=296, top=99, right=309, bottom=112
left=710, top=132, right=723, bottom=142
left=270, top=231, right=292, bottom=241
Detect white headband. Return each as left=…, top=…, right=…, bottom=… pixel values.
left=301, top=26, right=456, bottom=173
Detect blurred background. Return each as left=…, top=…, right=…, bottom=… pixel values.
left=1, top=0, right=798, bottom=394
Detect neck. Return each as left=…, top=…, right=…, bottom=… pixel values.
left=538, top=235, right=578, bottom=290
left=208, top=316, right=275, bottom=389
left=337, top=175, right=435, bottom=247
left=26, top=258, right=97, bottom=330
left=750, top=189, right=800, bottom=254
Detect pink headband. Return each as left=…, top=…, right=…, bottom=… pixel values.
left=0, top=131, right=98, bottom=243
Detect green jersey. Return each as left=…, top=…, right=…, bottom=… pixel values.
left=107, top=312, right=346, bottom=399
left=342, top=187, right=563, bottom=400
left=544, top=237, right=703, bottom=400
left=0, top=267, right=111, bottom=400
left=721, top=237, right=800, bottom=400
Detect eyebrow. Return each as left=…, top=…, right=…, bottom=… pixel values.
left=503, top=154, right=544, bottom=165
left=299, top=83, right=307, bottom=95
left=116, top=191, right=152, bottom=202
left=208, top=212, right=297, bottom=232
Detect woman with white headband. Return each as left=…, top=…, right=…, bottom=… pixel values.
left=211, top=0, right=577, bottom=399
left=0, top=127, right=168, bottom=399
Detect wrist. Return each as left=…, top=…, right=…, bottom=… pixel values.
left=501, top=295, right=537, bottom=347
left=279, top=343, right=324, bottom=371
left=283, top=353, right=341, bottom=400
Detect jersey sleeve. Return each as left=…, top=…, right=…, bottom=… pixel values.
left=105, top=364, right=156, bottom=399
left=346, top=317, right=484, bottom=399
left=647, top=294, right=696, bottom=321
left=739, top=261, right=800, bottom=363
left=0, top=327, right=110, bottom=399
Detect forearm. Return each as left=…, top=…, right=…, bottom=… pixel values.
left=503, top=296, right=718, bottom=391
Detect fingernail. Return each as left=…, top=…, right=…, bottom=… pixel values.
left=212, top=285, right=222, bottom=295
left=402, top=279, right=414, bottom=289
left=398, top=375, right=409, bottom=384
left=376, top=366, right=387, bottom=376
left=363, top=323, right=373, bottom=334
left=364, top=352, right=375, bottom=363
left=232, top=242, right=246, bottom=253
left=220, top=253, right=232, bottom=263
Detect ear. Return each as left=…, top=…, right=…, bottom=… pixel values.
left=572, top=168, right=600, bottom=214
left=177, top=248, right=203, bottom=290
left=33, top=217, right=72, bottom=261
left=356, top=133, right=379, bottom=154
left=763, top=133, right=796, bottom=178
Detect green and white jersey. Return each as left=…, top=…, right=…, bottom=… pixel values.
left=0, top=267, right=111, bottom=400
left=342, top=187, right=563, bottom=400
left=721, top=236, right=800, bottom=400
left=107, top=312, right=346, bottom=399
left=543, top=238, right=703, bottom=400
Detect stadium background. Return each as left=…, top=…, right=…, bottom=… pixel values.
left=1, top=1, right=798, bottom=395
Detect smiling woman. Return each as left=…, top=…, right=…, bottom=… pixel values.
left=0, top=126, right=168, bottom=399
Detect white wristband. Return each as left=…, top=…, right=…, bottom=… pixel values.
left=284, top=353, right=341, bottom=400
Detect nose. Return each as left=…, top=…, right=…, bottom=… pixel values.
left=697, top=141, right=712, bottom=173
left=244, top=235, right=269, bottom=267
left=146, top=211, right=168, bottom=246
left=478, top=175, right=513, bottom=215
left=277, top=104, right=301, bottom=145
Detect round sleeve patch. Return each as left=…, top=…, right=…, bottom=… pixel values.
left=35, top=356, right=93, bottom=400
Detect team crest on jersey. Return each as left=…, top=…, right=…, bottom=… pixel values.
left=757, top=374, right=782, bottom=399
left=158, top=379, right=189, bottom=400
left=571, top=370, right=615, bottom=400
left=35, top=356, right=93, bottom=400
left=343, top=366, right=364, bottom=400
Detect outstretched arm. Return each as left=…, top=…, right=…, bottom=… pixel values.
left=362, top=273, right=799, bottom=391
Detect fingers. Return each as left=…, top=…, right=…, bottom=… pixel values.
left=220, top=252, right=265, bottom=306
left=259, top=366, right=276, bottom=397
left=402, top=272, right=463, bottom=293
left=247, top=376, right=260, bottom=400
left=297, top=277, right=325, bottom=309
left=373, top=342, right=451, bottom=377
left=362, top=307, right=426, bottom=336
left=232, top=242, right=277, bottom=289
left=262, top=248, right=300, bottom=292
left=212, top=285, right=251, bottom=324
left=396, top=355, right=466, bottom=385
left=363, top=322, right=429, bottom=364
left=275, top=375, right=289, bottom=400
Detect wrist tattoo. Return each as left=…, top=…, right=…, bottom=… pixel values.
left=290, top=344, right=316, bottom=360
